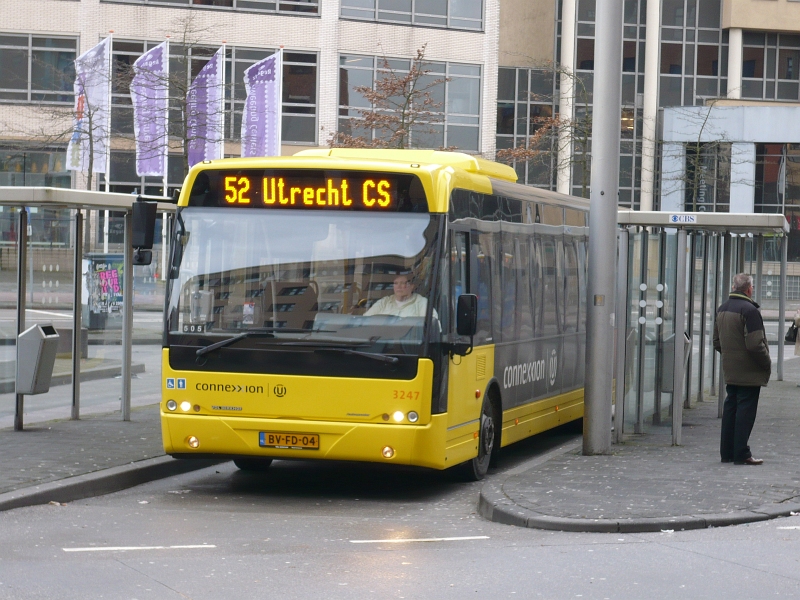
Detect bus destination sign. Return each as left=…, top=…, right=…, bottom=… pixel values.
left=188, top=169, right=428, bottom=212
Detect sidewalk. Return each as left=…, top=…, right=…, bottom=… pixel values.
left=0, top=404, right=218, bottom=512
left=2, top=363, right=799, bottom=529
left=480, top=358, right=800, bottom=533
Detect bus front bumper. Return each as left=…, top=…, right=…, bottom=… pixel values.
left=162, top=412, right=450, bottom=470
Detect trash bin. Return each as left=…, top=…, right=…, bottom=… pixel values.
left=16, top=323, right=60, bottom=395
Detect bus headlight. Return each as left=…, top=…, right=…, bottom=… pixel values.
left=166, top=400, right=177, bottom=411
left=392, top=411, right=404, bottom=423
left=187, top=436, right=200, bottom=449
left=382, top=446, right=395, bottom=458
left=407, top=411, right=419, bottom=423
left=180, top=401, right=192, bottom=412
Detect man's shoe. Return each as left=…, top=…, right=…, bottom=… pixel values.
left=734, top=457, right=764, bottom=465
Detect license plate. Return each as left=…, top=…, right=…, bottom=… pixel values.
left=259, top=431, right=319, bottom=450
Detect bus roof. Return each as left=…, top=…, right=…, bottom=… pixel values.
left=295, top=149, right=518, bottom=183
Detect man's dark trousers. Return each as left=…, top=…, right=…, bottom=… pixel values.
left=720, top=384, right=761, bottom=463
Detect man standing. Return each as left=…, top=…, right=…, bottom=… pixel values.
left=713, top=273, right=771, bottom=465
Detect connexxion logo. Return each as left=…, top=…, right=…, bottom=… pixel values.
left=502, top=351, right=559, bottom=390
left=503, top=359, right=546, bottom=389
left=194, top=382, right=265, bottom=394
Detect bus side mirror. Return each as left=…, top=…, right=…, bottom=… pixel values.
left=132, top=198, right=157, bottom=266
left=456, top=294, right=478, bottom=337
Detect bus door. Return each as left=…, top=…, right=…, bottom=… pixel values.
left=446, top=230, right=484, bottom=436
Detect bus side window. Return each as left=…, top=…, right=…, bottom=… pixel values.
left=500, top=231, right=517, bottom=342
left=450, top=230, right=469, bottom=335
left=541, top=238, right=559, bottom=336
left=515, top=236, right=533, bottom=340
left=472, top=232, right=493, bottom=344
left=531, top=238, right=543, bottom=335
left=564, top=241, right=580, bottom=333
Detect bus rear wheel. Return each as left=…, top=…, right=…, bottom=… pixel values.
left=456, top=394, right=497, bottom=481
left=233, top=458, right=273, bottom=472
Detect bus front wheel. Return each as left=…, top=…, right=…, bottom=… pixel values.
left=456, top=394, right=498, bottom=481
left=233, top=458, right=273, bottom=472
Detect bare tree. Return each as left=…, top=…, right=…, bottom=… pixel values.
left=112, top=11, right=226, bottom=180
left=495, top=62, right=593, bottom=197
left=658, top=100, right=753, bottom=212
left=0, top=55, right=111, bottom=190
left=329, top=45, right=450, bottom=150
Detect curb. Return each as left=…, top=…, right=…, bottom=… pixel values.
left=0, top=362, right=146, bottom=394
left=0, top=455, right=224, bottom=512
left=479, top=477, right=800, bottom=533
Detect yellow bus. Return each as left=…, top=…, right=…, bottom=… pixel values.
left=154, top=149, right=589, bottom=480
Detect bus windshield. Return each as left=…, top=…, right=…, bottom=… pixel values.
left=166, top=208, right=442, bottom=356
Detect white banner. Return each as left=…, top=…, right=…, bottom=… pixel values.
left=67, top=37, right=112, bottom=173
left=131, top=41, right=169, bottom=177
left=241, top=50, right=282, bottom=158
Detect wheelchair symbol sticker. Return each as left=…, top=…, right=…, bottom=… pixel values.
left=166, top=378, right=175, bottom=389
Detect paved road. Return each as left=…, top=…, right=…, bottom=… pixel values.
left=2, top=444, right=800, bottom=599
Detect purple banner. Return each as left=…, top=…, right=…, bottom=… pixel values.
left=187, top=47, right=225, bottom=167
left=67, top=37, right=111, bottom=173
left=241, top=50, right=282, bottom=158
left=131, top=42, right=169, bottom=177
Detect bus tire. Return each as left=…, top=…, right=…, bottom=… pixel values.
left=455, top=393, right=498, bottom=481
left=233, top=458, right=273, bottom=472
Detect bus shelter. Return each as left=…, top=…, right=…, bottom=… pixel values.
left=614, top=211, right=790, bottom=446
left=0, top=187, right=174, bottom=430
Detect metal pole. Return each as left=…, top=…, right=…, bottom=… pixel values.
left=738, top=236, right=746, bottom=274
left=635, top=229, right=649, bottom=434
left=672, top=228, right=688, bottom=445
left=684, top=232, right=697, bottom=408
left=14, top=209, right=28, bottom=431
left=28, top=231, right=33, bottom=304
left=697, top=233, right=710, bottom=403
left=583, top=0, right=623, bottom=455
left=653, top=231, right=666, bottom=424
left=121, top=211, right=134, bottom=420
left=778, top=234, right=787, bottom=381
left=755, top=235, right=764, bottom=305
left=614, top=228, right=629, bottom=444
left=71, top=211, right=83, bottom=420
left=103, top=210, right=109, bottom=254
left=718, top=233, right=732, bottom=417
left=710, top=234, right=721, bottom=394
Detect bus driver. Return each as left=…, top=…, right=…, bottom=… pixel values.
left=365, top=272, right=428, bottom=318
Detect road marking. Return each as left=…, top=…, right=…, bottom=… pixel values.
left=777, top=526, right=800, bottom=530
left=63, top=544, right=216, bottom=552
left=349, top=536, right=489, bottom=544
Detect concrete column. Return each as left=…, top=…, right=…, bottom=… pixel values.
left=557, top=0, right=577, bottom=195
left=727, top=28, right=743, bottom=100
left=481, top=0, right=500, bottom=159
left=730, top=143, right=756, bottom=212
left=639, top=0, right=662, bottom=211
left=317, top=0, right=341, bottom=146
left=583, top=0, right=624, bottom=455
left=660, top=142, right=686, bottom=211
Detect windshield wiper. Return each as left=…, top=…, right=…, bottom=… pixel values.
left=281, top=335, right=379, bottom=348
left=314, top=346, right=399, bottom=364
left=195, top=328, right=310, bottom=357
